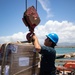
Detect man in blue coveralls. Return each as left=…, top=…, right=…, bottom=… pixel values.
left=32, top=32, right=59, bottom=75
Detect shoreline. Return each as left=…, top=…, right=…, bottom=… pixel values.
left=56, top=46, right=75, bottom=48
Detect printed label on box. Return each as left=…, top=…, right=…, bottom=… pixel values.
left=11, top=45, right=18, bottom=53
left=19, top=57, right=29, bottom=66
left=33, top=74, right=37, bottom=75
left=6, top=44, right=18, bottom=53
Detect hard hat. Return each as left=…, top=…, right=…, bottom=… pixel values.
left=46, top=33, right=59, bottom=44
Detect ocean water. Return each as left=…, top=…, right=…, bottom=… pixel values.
left=55, top=47, right=75, bottom=54
left=55, top=47, right=75, bottom=66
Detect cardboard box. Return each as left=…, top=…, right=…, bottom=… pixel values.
left=7, top=43, right=40, bottom=75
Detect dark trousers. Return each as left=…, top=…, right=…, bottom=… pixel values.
left=39, top=70, right=56, bottom=75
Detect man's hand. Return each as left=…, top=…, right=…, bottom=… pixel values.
left=32, top=34, right=41, bottom=52
left=32, top=33, right=37, bottom=41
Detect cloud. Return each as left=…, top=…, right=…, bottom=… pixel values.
left=0, top=20, right=75, bottom=46
left=35, top=20, right=75, bottom=45
left=38, top=0, right=54, bottom=18
left=0, top=32, right=27, bottom=44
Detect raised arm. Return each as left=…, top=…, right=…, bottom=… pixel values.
left=32, top=34, right=41, bottom=52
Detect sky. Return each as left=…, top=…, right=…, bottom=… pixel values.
left=0, top=0, right=75, bottom=46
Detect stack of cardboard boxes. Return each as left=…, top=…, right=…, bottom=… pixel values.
left=1, top=42, right=40, bottom=75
